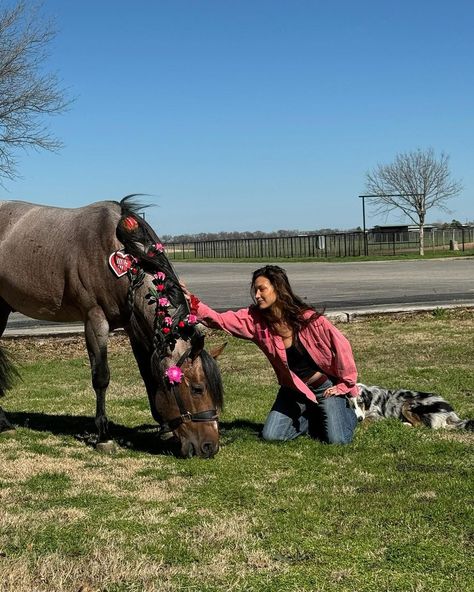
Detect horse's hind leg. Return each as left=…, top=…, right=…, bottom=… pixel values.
left=0, top=298, right=16, bottom=433
left=84, top=308, right=114, bottom=448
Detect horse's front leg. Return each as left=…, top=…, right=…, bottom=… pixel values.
left=84, top=308, right=114, bottom=450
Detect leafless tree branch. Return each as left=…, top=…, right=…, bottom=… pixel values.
left=0, top=1, right=70, bottom=182
left=364, top=148, right=463, bottom=254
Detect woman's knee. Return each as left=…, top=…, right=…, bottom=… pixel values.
left=261, top=423, right=287, bottom=441
left=261, top=409, right=306, bottom=441
left=316, top=396, right=357, bottom=444
left=261, top=411, right=291, bottom=441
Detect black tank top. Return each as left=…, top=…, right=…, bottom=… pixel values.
left=285, top=342, right=321, bottom=382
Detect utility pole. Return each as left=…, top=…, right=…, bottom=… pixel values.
left=358, top=193, right=424, bottom=257
left=358, top=195, right=368, bottom=256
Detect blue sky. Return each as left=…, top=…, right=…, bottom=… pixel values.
left=1, top=0, right=473, bottom=236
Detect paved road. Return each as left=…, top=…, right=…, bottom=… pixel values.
left=4, top=258, right=474, bottom=336
left=174, top=258, right=474, bottom=310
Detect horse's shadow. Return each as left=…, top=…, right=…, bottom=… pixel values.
left=5, top=412, right=263, bottom=455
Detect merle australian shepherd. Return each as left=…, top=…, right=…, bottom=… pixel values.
left=351, top=384, right=474, bottom=431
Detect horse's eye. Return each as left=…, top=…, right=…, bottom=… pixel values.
left=191, top=383, right=205, bottom=395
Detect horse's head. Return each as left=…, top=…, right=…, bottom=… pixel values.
left=153, top=333, right=225, bottom=458
left=116, top=199, right=226, bottom=457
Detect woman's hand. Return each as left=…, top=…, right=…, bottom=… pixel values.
left=323, top=386, right=340, bottom=397
left=179, top=281, right=192, bottom=303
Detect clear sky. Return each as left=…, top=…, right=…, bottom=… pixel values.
left=1, top=0, right=473, bottom=236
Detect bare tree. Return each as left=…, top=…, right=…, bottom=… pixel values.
left=365, top=148, right=463, bottom=255
left=0, top=1, right=69, bottom=182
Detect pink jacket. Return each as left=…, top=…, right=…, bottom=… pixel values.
left=195, top=302, right=359, bottom=403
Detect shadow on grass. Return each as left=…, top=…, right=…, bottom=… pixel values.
left=5, top=410, right=179, bottom=455
left=219, top=419, right=264, bottom=445
left=4, top=412, right=264, bottom=454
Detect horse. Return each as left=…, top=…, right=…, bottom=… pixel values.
left=0, top=196, right=225, bottom=458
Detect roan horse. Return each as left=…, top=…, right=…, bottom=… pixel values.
left=0, top=196, right=224, bottom=458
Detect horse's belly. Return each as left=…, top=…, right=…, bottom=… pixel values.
left=1, top=286, right=82, bottom=322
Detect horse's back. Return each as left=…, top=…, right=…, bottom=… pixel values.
left=0, top=200, right=125, bottom=322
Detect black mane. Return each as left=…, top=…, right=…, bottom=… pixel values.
left=116, top=195, right=189, bottom=316
left=200, top=349, right=224, bottom=411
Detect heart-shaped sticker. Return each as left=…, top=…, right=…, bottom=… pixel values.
left=109, top=250, right=133, bottom=277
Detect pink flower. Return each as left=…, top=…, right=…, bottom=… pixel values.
left=166, top=366, right=183, bottom=384
left=158, top=297, right=170, bottom=308
left=162, top=327, right=171, bottom=334
left=155, top=283, right=165, bottom=292
left=154, top=272, right=166, bottom=281
left=186, top=314, right=198, bottom=325
left=154, top=242, right=165, bottom=252
left=163, top=316, right=173, bottom=326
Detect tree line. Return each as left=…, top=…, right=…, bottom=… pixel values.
left=161, top=228, right=347, bottom=243
left=161, top=220, right=472, bottom=244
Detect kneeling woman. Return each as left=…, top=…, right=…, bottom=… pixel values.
left=182, top=265, right=358, bottom=444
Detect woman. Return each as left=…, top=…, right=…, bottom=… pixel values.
left=182, top=265, right=358, bottom=444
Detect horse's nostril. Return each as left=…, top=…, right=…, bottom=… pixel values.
left=201, top=441, right=216, bottom=458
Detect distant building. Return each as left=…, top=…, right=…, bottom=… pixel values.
left=370, top=224, right=435, bottom=233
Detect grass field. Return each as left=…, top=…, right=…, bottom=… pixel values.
left=0, top=309, right=473, bottom=592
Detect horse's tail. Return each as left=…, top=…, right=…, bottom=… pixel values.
left=0, top=345, right=19, bottom=397
left=115, top=195, right=189, bottom=317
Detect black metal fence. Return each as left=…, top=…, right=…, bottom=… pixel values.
left=165, top=227, right=474, bottom=260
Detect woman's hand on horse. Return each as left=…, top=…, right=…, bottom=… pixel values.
left=180, top=281, right=191, bottom=302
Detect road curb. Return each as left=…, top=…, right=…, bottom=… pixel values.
left=325, top=302, right=474, bottom=323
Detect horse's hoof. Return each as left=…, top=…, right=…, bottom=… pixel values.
left=95, top=440, right=117, bottom=454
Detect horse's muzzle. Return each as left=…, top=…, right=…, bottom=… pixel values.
left=180, top=437, right=219, bottom=459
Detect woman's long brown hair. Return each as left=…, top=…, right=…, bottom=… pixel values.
left=250, top=265, right=320, bottom=333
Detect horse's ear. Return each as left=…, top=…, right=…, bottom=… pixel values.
left=210, top=342, right=227, bottom=359
left=189, top=331, right=205, bottom=361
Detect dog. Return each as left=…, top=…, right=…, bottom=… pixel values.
left=351, top=384, right=474, bottom=430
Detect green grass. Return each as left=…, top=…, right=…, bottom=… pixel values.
left=0, top=309, right=473, bottom=592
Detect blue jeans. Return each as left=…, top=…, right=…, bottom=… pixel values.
left=261, top=382, right=357, bottom=444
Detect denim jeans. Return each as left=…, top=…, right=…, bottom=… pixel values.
left=261, top=381, right=357, bottom=444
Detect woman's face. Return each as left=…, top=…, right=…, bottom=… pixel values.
left=253, top=275, right=278, bottom=310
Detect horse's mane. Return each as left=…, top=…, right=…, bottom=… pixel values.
left=200, top=349, right=224, bottom=411
left=116, top=195, right=189, bottom=318
left=115, top=196, right=223, bottom=410
left=116, top=195, right=196, bottom=364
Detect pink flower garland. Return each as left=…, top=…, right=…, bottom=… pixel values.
left=144, top=268, right=198, bottom=384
